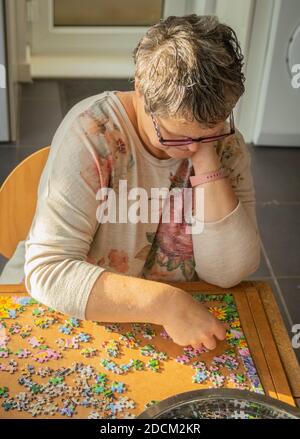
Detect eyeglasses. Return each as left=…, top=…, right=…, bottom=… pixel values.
left=150, top=111, right=235, bottom=149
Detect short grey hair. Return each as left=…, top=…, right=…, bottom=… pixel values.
left=131, top=14, right=245, bottom=127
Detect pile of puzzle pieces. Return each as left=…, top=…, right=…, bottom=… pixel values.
left=0, top=293, right=264, bottom=418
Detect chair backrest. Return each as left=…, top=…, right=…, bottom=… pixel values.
left=0, top=146, right=50, bottom=258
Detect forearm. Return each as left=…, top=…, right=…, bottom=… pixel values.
left=191, top=202, right=261, bottom=287
left=192, top=152, right=238, bottom=222
left=85, top=271, right=178, bottom=325
left=190, top=145, right=260, bottom=287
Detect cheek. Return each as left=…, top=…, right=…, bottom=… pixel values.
left=147, top=132, right=161, bottom=148
left=187, top=144, right=199, bottom=152
left=153, top=140, right=166, bottom=150
left=166, top=148, right=192, bottom=158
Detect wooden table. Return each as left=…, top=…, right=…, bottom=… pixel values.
left=0, top=280, right=299, bottom=418
left=170, top=280, right=300, bottom=408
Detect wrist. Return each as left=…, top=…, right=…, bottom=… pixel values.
left=192, top=152, right=221, bottom=175
left=150, top=284, right=177, bottom=326
left=159, top=286, right=190, bottom=326
left=190, top=165, right=228, bottom=187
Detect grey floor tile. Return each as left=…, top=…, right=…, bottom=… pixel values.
left=258, top=278, right=299, bottom=363
left=58, top=78, right=134, bottom=116
left=0, top=254, right=8, bottom=276
left=21, top=79, right=61, bottom=101
left=0, top=145, right=18, bottom=186
left=16, top=145, right=49, bottom=163
left=277, top=278, right=300, bottom=327
left=0, top=144, right=49, bottom=186
left=256, top=204, right=300, bottom=277
left=245, top=246, right=271, bottom=279
left=19, top=98, right=63, bottom=147
left=248, top=145, right=300, bottom=203
left=0, top=142, right=18, bottom=148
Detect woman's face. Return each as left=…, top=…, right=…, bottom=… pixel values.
left=133, top=86, right=226, bottom=160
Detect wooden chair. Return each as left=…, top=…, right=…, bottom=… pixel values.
left=0, top=146, right=50, bottom=259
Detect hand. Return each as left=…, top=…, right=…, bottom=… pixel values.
left=162, top=289, right=227, bottom=350
left=191, top=142, right=221, bottom=173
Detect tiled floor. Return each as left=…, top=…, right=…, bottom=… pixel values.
left=0, top=79, right=299, bottom=363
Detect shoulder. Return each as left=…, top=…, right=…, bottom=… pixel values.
left=51, top=91, right=130, bottom=158
left=67, top=91, right=115, bottom=146
left=51, top=90, right=125, bottom=139
left=215, top=128, right=249, bottom=165
left=216, top=129, right=252, bottom=191
left=43, top=93, right=116, bottom=197
left=52, top=91, right=110, bottom=142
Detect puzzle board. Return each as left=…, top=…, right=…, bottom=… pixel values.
left=0, top=282, right=295, bottom=419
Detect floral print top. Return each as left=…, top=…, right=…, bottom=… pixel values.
left=1, top=91, right=260, bottom=319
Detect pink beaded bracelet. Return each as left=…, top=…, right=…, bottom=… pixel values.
left=189, top=166, right=229, bottom=187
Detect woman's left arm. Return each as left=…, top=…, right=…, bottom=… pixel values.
left=191, top=130, right=261, bottom=288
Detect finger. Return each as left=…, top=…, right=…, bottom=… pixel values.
left=214, top=323, right=227, bottom=341
left=202, top=335, right=217, bottom=351
left=191, top=342, right=204, bottom=351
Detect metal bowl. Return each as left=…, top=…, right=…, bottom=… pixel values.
left=137, top=389, right=300, bottom=419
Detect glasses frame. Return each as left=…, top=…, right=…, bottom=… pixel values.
left=150, top=111, right=235, bottom=148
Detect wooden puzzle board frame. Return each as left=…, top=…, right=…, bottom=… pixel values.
left=0, top=280, right=299, bottom=418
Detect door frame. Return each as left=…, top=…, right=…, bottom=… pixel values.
left=28, top=0, right=189, bottom=77
left=236, top=0, right=276, bottom=144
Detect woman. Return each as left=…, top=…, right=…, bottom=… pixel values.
left=0, top=15, right=261, bottom=351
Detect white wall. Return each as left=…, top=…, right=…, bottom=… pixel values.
left=237, top=0, right=275, bottom=144
left=183, top=0, right=262, bottom=143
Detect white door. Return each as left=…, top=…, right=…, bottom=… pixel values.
left=26, top=0, right=257, bottom=140
left=27, top=0, right=191, bottom=78
left=0, top=0, right=21, bottom=142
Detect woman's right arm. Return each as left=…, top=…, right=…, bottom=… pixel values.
left=86, top=270, right=226, bottom=350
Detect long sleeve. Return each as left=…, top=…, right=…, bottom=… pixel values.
left=24, top=110, right=111, bottom=320
left=191, top=130, right=261, bottom=288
